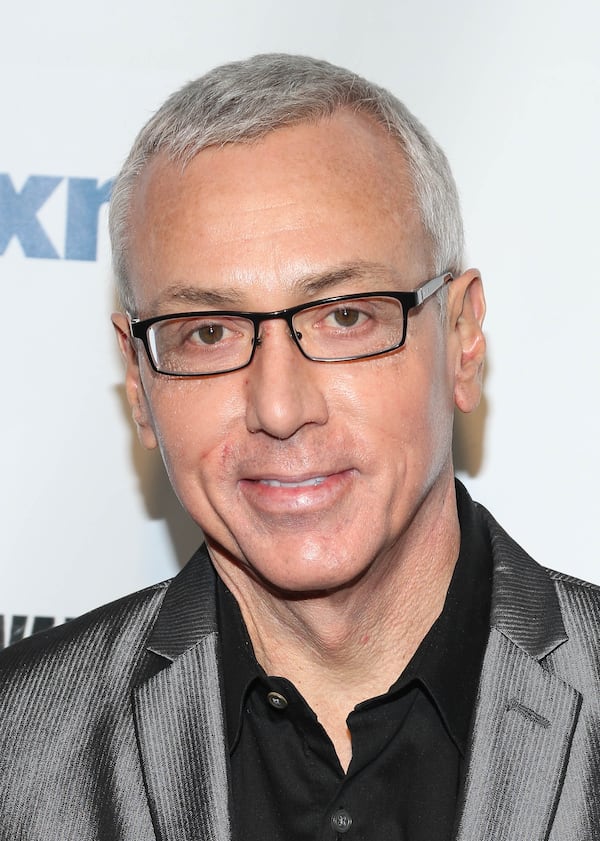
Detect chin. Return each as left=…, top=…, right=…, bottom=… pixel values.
left=241, top=552, right=373, bottom=600
left=207, top=523, right=379, bottom=599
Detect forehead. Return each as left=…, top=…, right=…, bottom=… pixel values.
left=127, top=110, right=431, bottom=314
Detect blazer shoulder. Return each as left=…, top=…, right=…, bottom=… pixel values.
left=546, top=566, right=600, bottom=594
left=472, top=495, right=600, bottom=658
left=0, top=578, right=171, bottom=681
left=546, top=567, right=600, bottom=642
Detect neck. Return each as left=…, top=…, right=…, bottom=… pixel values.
left=210, top=478, right=460, bottom=769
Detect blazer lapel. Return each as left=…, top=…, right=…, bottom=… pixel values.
left=454, top=629, right=581, bottom=841
left=455, top=506, right=582, bottom=841
left=133, top=547, right=232, bottom=841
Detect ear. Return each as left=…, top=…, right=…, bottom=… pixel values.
left=111, top=313, right=158, bottom=450
left=447, top=269, right=486, bottom=414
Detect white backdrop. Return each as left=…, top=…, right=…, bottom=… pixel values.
left=1, top=0, right=598, bottom=628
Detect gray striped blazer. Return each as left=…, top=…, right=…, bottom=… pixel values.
left=0, top=496, right=599, bottom=840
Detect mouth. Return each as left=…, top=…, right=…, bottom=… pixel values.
left=258, top=476, right=327, bottom=489
left=238, top=469, right=354, bottom=515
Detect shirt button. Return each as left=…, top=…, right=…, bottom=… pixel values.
left=267, top=691, right=288, bottom=710
left=331, top=808, right=353, bottom=833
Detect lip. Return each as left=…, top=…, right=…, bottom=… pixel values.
left=238, top=469, right=354, bottom=514
left=257, top=475, right=327, bottom=489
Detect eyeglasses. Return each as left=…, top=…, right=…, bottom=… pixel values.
left=129, top=272, right=452, bottom=377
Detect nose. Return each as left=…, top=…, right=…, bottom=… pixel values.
left=245, top=320, right=328, bottom=439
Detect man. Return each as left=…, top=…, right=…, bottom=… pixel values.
left=0, top=54, right=598, bottom=841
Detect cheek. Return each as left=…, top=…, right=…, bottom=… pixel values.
left=348, top=348, right=452, bottom=465
left=146, top=378, right=245, bottom=486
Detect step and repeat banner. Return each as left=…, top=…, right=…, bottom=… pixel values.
left=2, top=0, right=599, bottom=647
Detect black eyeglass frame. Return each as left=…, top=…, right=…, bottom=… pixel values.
left=129, top=271, right=453, bottom=377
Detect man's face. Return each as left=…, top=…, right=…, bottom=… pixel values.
left=116, top=110, right=483, bottom=595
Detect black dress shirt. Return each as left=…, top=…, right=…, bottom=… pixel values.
left=217, top=482, right=492, bottom=840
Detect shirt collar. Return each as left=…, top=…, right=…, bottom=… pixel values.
left=216, top=580, right=260, bottom=753
left=217, top=478, right=492, bottom=756
left=398, top=479, right=493, bottom=754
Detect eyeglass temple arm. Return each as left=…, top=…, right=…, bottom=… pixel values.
left=126, top=312, right=139, bottom=337
left=414, top=272, right=453, bottom=306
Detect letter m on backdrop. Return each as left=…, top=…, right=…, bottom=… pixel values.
left=0, top=174, right=112, bottom=261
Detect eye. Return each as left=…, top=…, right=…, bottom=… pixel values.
left=191, top=323, right=226, bottom=345
left=324, top=306, right=368, bottom=329
left=164, top=315, right=252, bottom=352
left=331, top=307, right=361, bottom=327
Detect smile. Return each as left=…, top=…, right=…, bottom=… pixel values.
left=239, top=470, right=354, bottom=517
left=258, top=477, right=327, bottom=489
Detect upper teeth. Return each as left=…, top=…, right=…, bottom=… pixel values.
left=260, top=477, right=326, bottom=488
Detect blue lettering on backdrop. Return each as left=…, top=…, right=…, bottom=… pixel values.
left=0, top=173, right=113, bottom=261
left=65, top=177, right=113, bottom=260
left=0, top=175, right=62, bottom=258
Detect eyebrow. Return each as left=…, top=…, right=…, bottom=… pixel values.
left=150, top=261, right=397, bottom=313
left=293, top=262, right=395, bottom=295
left=151, top=285, right=246, bottom=311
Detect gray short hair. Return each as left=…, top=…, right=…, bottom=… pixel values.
left=109, top=53, right=464, bottom=314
